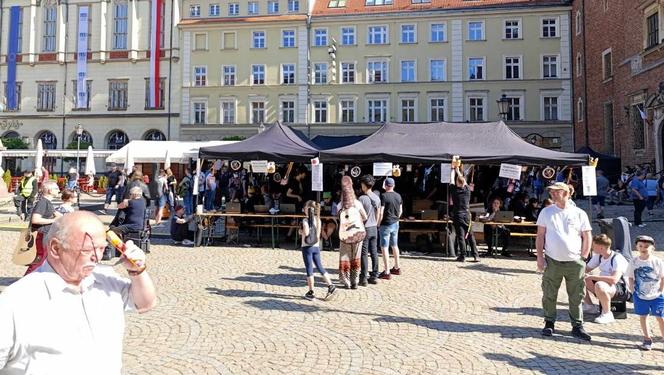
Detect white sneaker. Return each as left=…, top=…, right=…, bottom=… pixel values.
left=594, top=312, right=615, bottom=324
left=182, top=239, right=194, bottom=246
left=582, top=303, right=598, bottom=314
left=638, top=224, right=647, bottom=228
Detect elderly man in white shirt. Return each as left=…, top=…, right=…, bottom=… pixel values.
left=0, top=211, right=156, bottom=375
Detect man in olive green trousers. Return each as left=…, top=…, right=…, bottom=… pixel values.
left=536, top=182, right=593, bottom=341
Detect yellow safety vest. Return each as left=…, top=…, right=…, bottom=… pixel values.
left=20, top=176, right=35, bottom=198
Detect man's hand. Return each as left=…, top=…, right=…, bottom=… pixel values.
left=122, top=240, right=146, bottom=272
left=536, top=256, right=546, bottom=273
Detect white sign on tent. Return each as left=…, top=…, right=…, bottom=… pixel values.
left=440, top=163, right=452, bottom=183
left=311, top=157, right=323, bottom=192
left=582, top=166, right=597, bottom=196
left=373, top=162, right=393, bottom=177
left=250, top=160, right=269, bottom=173
left=498, top=163, right=522, bottom=180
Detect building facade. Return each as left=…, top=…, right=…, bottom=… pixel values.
left=180, top=0, right=576, bottom=151
left=572, top=0, right=664, bottom=169
left=0, top=0, right=181, bottom=169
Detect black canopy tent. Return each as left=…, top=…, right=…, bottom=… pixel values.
left=311, top=135, right=366, bottom=150
left=319, top=121, right=589, bottom=166
left=575, top=146, right=621, bottom=182
left=198, top=122, right=320, bottom=162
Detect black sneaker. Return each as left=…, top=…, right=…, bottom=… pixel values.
left=350, top=284, right=358, bottom=289
left=358, top=279, right=368, bottom=287
left=324, top=285, right=337, bottom=300
left=501, top=251, right=513, bottom=258
left=572, top=326, right=591, bottom=341
left=304, top=290, right=315, bottom=300
left=541, top=321, right=555, bottom=336
left=368, top=277, right=378, bottom=284
left=456, top=256, right=466, bottom=262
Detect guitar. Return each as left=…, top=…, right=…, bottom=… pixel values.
left=279, top=162, right=294, bottom=186
left=338, top=205, right=366, bottom=244
left=13, top=228, right=38, bottom=266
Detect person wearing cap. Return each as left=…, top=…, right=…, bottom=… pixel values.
left=170, top=205, right=195, bottom=246
left=626, top=235, right=664, bottom=351
left=629, top=171, right=648, bottom=228
left=536, top=181, right=593, bottom=341
left=377, top=177, right=403, bottom=279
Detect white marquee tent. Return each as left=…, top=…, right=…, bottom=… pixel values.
left=106, top=140, right=238, bottom=165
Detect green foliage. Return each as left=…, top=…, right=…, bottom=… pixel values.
left=65, top=141, right=93, bottom=150
left=222, top=135, right=245, bottom=141
left=1, top=137, right=29, bottom=149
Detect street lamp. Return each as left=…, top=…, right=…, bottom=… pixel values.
left=497, top=94, right=510, bottom=121
left=75, top=124, right=83, bottom=207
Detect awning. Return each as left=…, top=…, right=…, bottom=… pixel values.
left=106, top=140, right=238, bottom=164
left=0, top=149, right=114, bottom=158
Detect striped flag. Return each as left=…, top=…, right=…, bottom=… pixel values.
left=148, top=0, right=163, bottom=108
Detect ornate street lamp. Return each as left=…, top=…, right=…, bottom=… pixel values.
left=497, top=94, right=510, bottom=121
left=75, top=124, right=83, bottom=206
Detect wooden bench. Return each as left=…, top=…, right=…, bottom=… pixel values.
left=509, top=232, right=537, bottom=254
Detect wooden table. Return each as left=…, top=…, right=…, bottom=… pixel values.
left=481, top=221, right=538, bottom=255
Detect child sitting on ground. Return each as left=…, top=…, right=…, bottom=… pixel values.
left=626, top=235, right=664, bottom=351
left=56, top=189, right=76, bottom=214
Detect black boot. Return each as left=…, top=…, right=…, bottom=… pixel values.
left=541, top=321, right=555, bottom=336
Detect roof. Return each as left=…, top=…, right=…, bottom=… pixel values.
left=312, top=0, right=567, bottom=16
left=319, top=121, right=588, bottom=165
left=179, top=14, right=307, bottom=27
left=106, top=141, right=238, bottom=164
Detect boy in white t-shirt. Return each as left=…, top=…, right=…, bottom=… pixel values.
left=626, top=235, right=664, bottom=351
left=582, top=234, right=629, bottom=324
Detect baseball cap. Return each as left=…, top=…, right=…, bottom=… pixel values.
left=635, top=235, right=655, bottom=246
left=385, top=177, right=395, bottom=187
left=546, top=182, right=570, bottom=192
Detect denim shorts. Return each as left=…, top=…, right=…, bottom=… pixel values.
left=634, top=294, right=664, bottom=317
left=379, top=222, right=399, bottom=248
left=158, top=194, right=167, bottom=208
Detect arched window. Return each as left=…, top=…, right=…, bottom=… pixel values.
left=1, top=131, right=20, bottom=139
left=107, top=130, right=129, bottom=150
left=71, top=130, right=94, bottom=145
left=37, top=131, right=57, bottom=149
left=143, top=129, right=166, bottom=141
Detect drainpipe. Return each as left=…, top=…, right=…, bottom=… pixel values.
left=306, top=11, right=311, bottom=137
left=167, top=0, right=174, bottom=140
left=581, top=0, right=589, bottom=147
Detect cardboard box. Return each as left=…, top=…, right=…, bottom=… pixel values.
left=412, top=199, right=433, bottom=211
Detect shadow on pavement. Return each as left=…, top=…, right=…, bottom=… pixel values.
left=464, top=263, right=538, bottom=276
left=205, top=287, right=301, bottom=301
left=485, top=352, right=664, bottom=374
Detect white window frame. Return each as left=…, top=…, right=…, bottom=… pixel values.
left=467, top=21, right=485, bottom=41
left=42, top=6, right=58, bottom=52
left=541, top=17, right=559, bottom=38
left=341, top=26, right=356, bottom=45
left=247, top=1, right=259, bottom=15
left=468, top=57, right=485, bottom=80
left=312, top=99, right=328, bottom=123
left=341, top=62, right=356, bottom=83
left=339, top=98, right=357, bottom=123
left=503, top=55, right=522, bottom=80
left=228, top=3, right=240, bottom=16
left=367, top=25, right=389, bottom=45
left=193, top=32, right=208, bottom=51
left=428, top=96, right=446, bottom=122
left=252, top=31, right=266, bottom=49
left=314, top=28, right=328, bottom=47
left=209, top=4, right=220, bottom=16
left=282, top=63, right=296, bottom=84
left=268, top=1, right=279, bottom=14
left=542, top=54, right=560, bottom=79
left=280, top=99, right=296, bottom=123
left=430, top=23, right=446, bottom=42
left=366, top=97, right=389, bottom=123
left=504, top=19, right=521, bottom=40
left=575, top=11, right=582, bottom=35
left=112, top=3, right=128, bottom=50
left=250, top=100, right=266, bottom=124
left=399, top=95, right=418, bottom=122
left=288, top=0, right=300, bottom=12
left=193, top=66, right=207, bottom=86
left=251, top=64, right=266, bottom=85
left=192, top=99, right=208, bottom=125
left=219, top=98, right=236, bottom=125
left=602, top=48, right=613, bottom=80
left=222, top=65, right=236, bottom=86
left=189, top=4, right=201, bottom=17
left=367, top=59, right=389, bottom=83
left=430, top=59, right=446, bottom=81
left=541, top=94, right=560, bottom=121
left=400, top=24, right=416, bottom=44
left=221, top=31, right=237, bottom=49
left=282, top=29, right=296, bottom=48
left=466, top=93, right=487, bottom=122
left=400, top=60, right=416, bottom=82
left=108, top=80, right=129, bottom=110
left=503, top=93, right=525, bottom=121
left=313, top=62, right=328, bottom=84
left=37, top=82, right=56, bottom=112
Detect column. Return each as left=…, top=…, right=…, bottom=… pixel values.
left=99, top=0, right=107, bottom=62
left=450, top=20, right=464, bottom=122
left=28, top=3, right=37, bottom=64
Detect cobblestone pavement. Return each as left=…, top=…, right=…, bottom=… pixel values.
left=2, top=230, right=664, bottom=375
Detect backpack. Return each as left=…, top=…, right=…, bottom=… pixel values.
left=594, top=253, right=632, bottom=302
left=338, top=205, right=366, bottom=244
left=303, top=214, right=318, bottom=246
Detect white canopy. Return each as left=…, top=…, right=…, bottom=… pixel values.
left=105, top=140, right=238, bottom=165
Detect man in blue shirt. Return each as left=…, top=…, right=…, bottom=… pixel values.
left=629, top=171, right=648, bottom=227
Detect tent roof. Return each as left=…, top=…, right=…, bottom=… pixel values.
left=106, top=140, right=237, bottom=164
left=198, top=122, right=320, bottom=162
left=320, top=121, right=589, bottom=166
left=574, top=146, right=620, bottom=161
left=311, top=135, right=366, bottom=150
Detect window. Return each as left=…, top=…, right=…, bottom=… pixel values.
left=288, top=0, right=299, bottom=12
left=577, top=98, right=584, bottom=122
left=602, top=50, right=612, bottom=80
left=314, top=29, right=328, bottom=46
left=282, top=30, right=295, bottom=47
left=37, top=82, right=56, bottom=111
left=631, top=105, right=645, bottom=149
left=252, top=65, right=265, bottom=85
left=108, top=80, right=128, bottom=110
left=107, top=131, right=128, bottom=150
left=281, top=101, right=295, bottom=123
left=367, top=60, right=388, bottom=83
left=16, top=8, right=23, bottom=53
left=504, top=20, right=520, bottom=39
left=367, top=99, right=387, bottom=123
left=430, top=98, right=445, bottom=121
left=223, top=66, right=236, bottom=85
left=341, top=62, right=355, bottom=83
left=223, top=32, right=236, bottom=49
left=505, top=97, right=521, bottom=121
left=72, top=80, right=92, bottom=109
left=401, top=99, right=416, bottom=122
left=340, top=100, right=355, bottom=122
left=221, top=100, right=235, bottom=124
left=42, top=6, right=57, bottom=52
left=469, top=97, right=484, bottom=122
left=251, top=102, right=265, bottom=123
left=209, top=4, right=220, bottom=16
left=468, top=21, right=484, bottom=41
left=252, top=31, right=266, bottom=48
left=3, top=82, right=21, bottom=111
left=468, top=58, right=484, bottom=80
left=268, top=1, right=279, bottom=13
left=646, top=13, right=659, bottom=49
left=282, top=64, right=296, bottom=84
left=543, top=96, right=558, bottom=121
left=603, top=102, right=614, bottom=153
left=144, top=78, right=165, bottom=109
left=190, top=4, right=201, bottom=17
left=194, top=66, right=207, bottom=86
left=313, top=100, right=327, bottom=123
left=401, top=60, right=415, bottom=82
left=193, top=102, right=206, bottom=124
left=229, top=3, right=239, bottom=15
left=576, top=52, right=583, bottom=77
left=505, top=56, right=521, bottom=79
left=430, top=23, right=445, bottom=42
left=401, top=25, right=416, bottom=43
left=144, top=130, right=165, bottom=141
left=341, top=27, right=355, bottom=45
left=368, top=26, right=388, bottom=44
left=38, top=131, right=57, bottom=149
left=366, top=0, right=393, bottom=5
left=543, top=55, right=558, bottom=78
left=576, top=11, right=582, bottom=35
left=542, top=18, right=558, bottom=38
left=328, top=0, right=347, bottom=8
left=430, top=60, right=445, bottom=81
left=194, top=33, right=207, bottom=50
left=112, top=3, right=128, bottom=50
left=248, top=2, right=258, bottom=15
left=314, top=63, right=328, bottom=84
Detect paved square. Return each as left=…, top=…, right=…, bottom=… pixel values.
left=2, top=232, right=664, bottom=374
